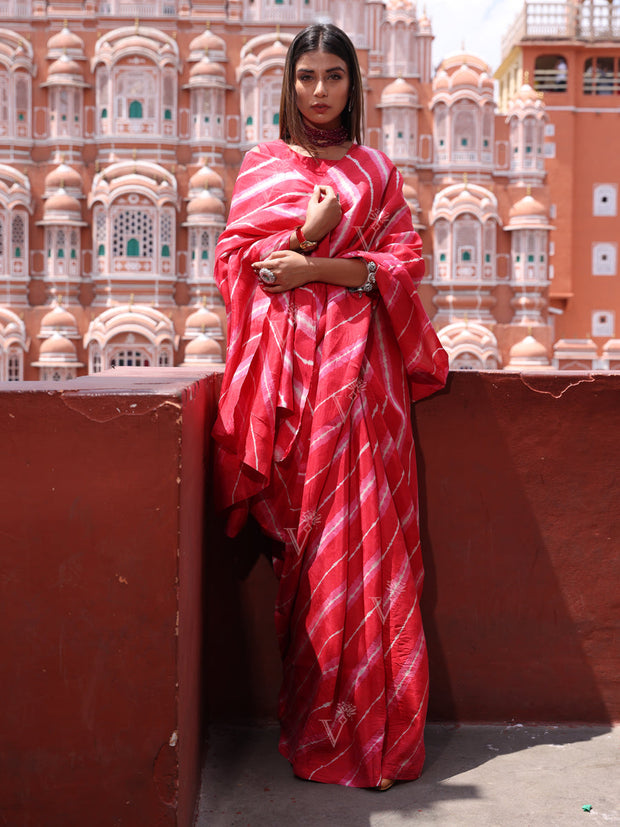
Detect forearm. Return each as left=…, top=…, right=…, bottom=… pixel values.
left=304, top=256, right=368, bottom=289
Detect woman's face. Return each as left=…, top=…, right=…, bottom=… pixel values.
left=294, top=49, right=350, bottom=131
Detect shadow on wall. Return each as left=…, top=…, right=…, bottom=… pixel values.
left=203, top=508, right=282, bottom=725
left=414, top=371, right=617, bottom=725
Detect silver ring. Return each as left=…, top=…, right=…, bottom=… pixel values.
left=258, top=267, right=276, bottom=284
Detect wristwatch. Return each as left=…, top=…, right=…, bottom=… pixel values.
left=295, top=225, right=318, bottom=253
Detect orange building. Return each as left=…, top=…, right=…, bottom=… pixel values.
left=497, top=0, right=620, bottom=369
left=0, top=0, right=617, bottom=382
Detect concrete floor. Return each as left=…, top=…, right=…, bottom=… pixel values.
left=196, top=723, right=619, bottom=826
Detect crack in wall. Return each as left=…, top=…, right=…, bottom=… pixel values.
left=518, top=373, right=597, bottom=399
left=59, top=393, right=182, bottom=423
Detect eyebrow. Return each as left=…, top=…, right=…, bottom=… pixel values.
left=295, top=65, right=347, bottom=73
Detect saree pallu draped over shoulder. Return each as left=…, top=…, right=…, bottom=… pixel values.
left=212, top=141, right=448, bottom=788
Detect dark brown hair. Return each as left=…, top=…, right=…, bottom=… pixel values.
left=279, top=24, right=364, bottom=153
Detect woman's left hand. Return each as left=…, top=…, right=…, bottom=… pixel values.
left=252, top=250, right=313, bottom=293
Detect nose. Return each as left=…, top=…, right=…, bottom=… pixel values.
left=314, top=79, right=327, bottom=97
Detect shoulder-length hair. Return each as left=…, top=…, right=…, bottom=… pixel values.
left=279, top=24, right=364, bottom=153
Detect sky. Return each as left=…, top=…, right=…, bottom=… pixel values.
left=427, top=0, right=527, bottom=73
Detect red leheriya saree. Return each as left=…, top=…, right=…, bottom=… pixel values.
left=212, top=140, right=448, bottom=787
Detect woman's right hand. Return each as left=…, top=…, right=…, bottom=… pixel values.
left=302, top=185, right=342, bottom=243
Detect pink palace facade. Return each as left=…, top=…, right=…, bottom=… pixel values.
left=0, top=0, right=618, bottom=381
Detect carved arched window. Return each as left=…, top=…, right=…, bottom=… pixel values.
left=454, top=214, right=480, bottom=279
left=452, top=102, right=478, bottom=162
left=0, top=72, right=8, bottom=137
left=259, top=75, right=282, bottom=142
left=434, top=103, right=448, bottom=163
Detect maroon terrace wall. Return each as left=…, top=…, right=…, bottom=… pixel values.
left=206, top=370, right=620, bottom=726
left=1, top=368, right=618, bottom=827
left=0, top=368, right=220, bottom=827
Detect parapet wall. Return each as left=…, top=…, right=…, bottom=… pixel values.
left=0, top=368, right=221, bottom=827
left=1, top=368, right=618, bottom=826
left=206, top=370, right=620, bottom=726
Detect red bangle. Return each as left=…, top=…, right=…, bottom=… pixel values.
left=295, top=225, right=318, bottom=252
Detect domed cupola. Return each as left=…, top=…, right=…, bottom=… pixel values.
left=433, top=69, right=450, bottom=93
left=418, top=9, right=432, bottom=34
left=380, top=76, right=418, bottom=107
left=507, top=334, right=549, bottom=370
left=188, top=163, right=225, bottom=200
left=43, top=188, right=83, bottom=224
left=508, top=192, right=553, bottom=230
left=182, top=297, right=224, bottom=364
left=33, top=299, right=84, bottom=380
left=188, top=54, right=227, bottom=86
left=189, top=26, right=227, bottom=64
left=44, top=161, right=83, bottom=196
left=46, top=24, right=85, bottom=59
left=451, top=62, right=481, bottom=91
left=186, top=188, right=226, bottom=224
left=46, top=53, right=85, bottom=85
left=182, top=333, right=223, bottom=366
left=184, top=303, right=222, bottom=339
left=39, top=299, right=80, bottom=339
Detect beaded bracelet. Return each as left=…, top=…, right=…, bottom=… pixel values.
left=348, top=259, right=378, bottom=296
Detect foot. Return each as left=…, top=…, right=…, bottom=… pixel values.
left=378, top=778, right=394, bottom=791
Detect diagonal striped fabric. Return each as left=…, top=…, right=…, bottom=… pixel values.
left=212, top=140, right=448, bottom=787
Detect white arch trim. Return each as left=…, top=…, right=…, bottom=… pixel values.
left=84, top=305, right=177, bottom=349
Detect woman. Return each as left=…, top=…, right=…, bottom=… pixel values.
left=212, top=23, right=448, bottom=789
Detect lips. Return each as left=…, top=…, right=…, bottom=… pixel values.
left=312, top=104, right=329, bottom=113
